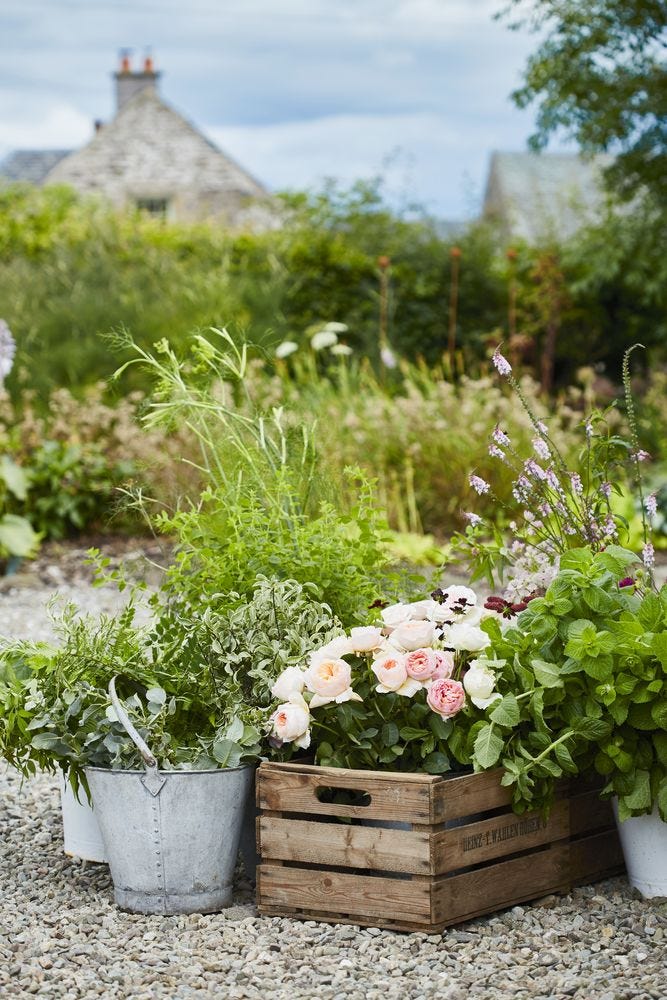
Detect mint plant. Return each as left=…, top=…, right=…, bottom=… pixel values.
left=468, top=546, right=667, bottom=821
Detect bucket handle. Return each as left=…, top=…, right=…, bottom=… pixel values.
left=108, top=677, right=166, bottom=797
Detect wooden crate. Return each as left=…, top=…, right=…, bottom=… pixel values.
left=256, top=761, right=624, bottom=933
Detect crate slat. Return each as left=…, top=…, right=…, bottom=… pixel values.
left=257, top=763, right=434, bottom=822
left=433, top=799, right=571, bottom=871
left=258, top=815, right=432, bottom=874
left=257, top=864, right=432, bottom=920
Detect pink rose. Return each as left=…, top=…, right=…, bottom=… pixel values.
left=427, top=678, right=466, bottom=719
left=431, top=650, right=455, bottom=680
left=405, top=647, right=438, bottom=681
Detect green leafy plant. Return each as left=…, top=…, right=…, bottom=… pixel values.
left=0, top=577, right=342, bottom=785
left=0, top=454, right=40, bottom=559
left=465, top=546, right=667, bottom=821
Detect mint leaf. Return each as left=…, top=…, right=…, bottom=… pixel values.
left=623, top=770, right=652, bottom=812
left=473, top=724, right=503, bottom=769
left=489, top=694, right=520, bottom=728
left=531, top=658, right=563, bottom=688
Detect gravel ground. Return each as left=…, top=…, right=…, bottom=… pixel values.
left=1, top=552, right=667, bottom=1000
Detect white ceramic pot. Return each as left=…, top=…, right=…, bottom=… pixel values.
left=613, top=799, right=667, bottom=898
left=60, top=774, right=107, bottom=863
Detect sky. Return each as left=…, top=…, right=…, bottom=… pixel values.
left=0, top=0, right=565, bottom=220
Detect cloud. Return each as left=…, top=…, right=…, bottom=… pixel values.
left=0, top=100, right=92, bottom=153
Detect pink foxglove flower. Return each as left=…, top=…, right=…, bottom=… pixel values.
left=492, top=426, right=511, bottom=447
left=469, top=475, right=490, bottom=495
left=532, top=437, right=550, bottom=461
left=491, top=348, right=512, bottom=377
left=642, top=542, right=655, bottom=569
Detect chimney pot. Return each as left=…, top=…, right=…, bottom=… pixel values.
left=144, top=55, right=154, bottom=73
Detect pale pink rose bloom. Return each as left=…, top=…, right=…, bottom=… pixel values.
left=390, top=619, right=436, bottom=652
left=372, top=653, right=408, bottom=691
left=349, top=626, right=384, bottom=653
left=271, top=666, right=306, bottom=701
left=305, top=657, right=352, bottom=698
left=427, top=678, right=466, bottom=719
left=381, top=602, right=414, bottom=630
left=310, top=635, right=355, bottom=661
left=270, top=694, right=311, bottom=748
left=304, top=657, right=361, bottom=708
left=431, top=650, right=455, bottom=680
left=405, top=647, right=439, bottom=681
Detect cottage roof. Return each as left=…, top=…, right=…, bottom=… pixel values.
left=483, top=151, right=613, bottom=243
left=0, top=149, right=72, bottom=185
left=43, top=88, right=265, bottom=214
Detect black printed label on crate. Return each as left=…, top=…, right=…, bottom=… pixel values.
left=460, top=815, right=548, bottom=853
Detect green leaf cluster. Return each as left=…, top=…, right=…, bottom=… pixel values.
left=471, top=546, right=667, bottom=821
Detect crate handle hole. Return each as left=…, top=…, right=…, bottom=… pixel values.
left=315, top=786, right=371, bottom=807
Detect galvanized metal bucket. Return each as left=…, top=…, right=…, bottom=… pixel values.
left=86, top=678, right=253, bottom=914
left=60, top=772, right=107, bottom=863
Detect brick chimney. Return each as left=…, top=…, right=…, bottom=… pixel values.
left=114, top=50, right=161, bottom=112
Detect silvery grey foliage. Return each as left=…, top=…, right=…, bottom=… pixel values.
left=205, top=575, right=344, bottom=707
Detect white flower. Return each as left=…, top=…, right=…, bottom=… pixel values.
left=445, top=622, right=491, bottom=653
left=406, top=599, right=435, bottom=621
left=309, top=635, right=355, bottom=661
left=380, top=346, right=397, bottom=368
left=311, top=330, right=338, bottom=351
left=275, top=340, right=298, bottom=359
left=492, top=348, right=512, bottom=377
left=390, top=619, right=436, bottom=652
left=381, top=602, right=414, bottom=630
left=270, top=693, right=311, bottom=749
left=0, top=320, right=16, bottom=382
left=271, top=666, right=306, bottom=701
left=469, top=475, right=490, bottom=495
left=444, top=586, right=478, bottom=612
left=323, top=321, right=348, bottom=333
left=463, top=661, right=502, bottom=710
left=464, top=512, right=482, bottom=527
left=349, top=626, right=384, bottom=653
left=330, top=343, right=353, bottom=356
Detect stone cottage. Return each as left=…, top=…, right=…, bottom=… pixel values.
left=482, top=151, right=613, bottom=244
left=0, top=55, right=269, bottom=227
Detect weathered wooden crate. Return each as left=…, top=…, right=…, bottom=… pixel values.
left=256, top=761, right=624, bottom=933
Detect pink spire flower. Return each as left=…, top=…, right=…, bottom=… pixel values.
left=643, top=542, right=655, bottom=569
left=464, top=511, right=482, bottom=527
left=491, top=348, right=512, bottom=377
left=469, top=475, right=490, bottom=495
left=646, top=493, right=658, bottom=518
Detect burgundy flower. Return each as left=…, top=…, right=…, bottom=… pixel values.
left=618, top=577, right=635, bottom=589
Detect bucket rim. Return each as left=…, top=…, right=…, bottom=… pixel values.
left=85, top=762, right=257, bottom=776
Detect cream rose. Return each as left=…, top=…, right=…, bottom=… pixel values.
left=270, top=694, right=311, bottom=748
left=406, top=599, right=434, bottom=621
left=304, top=657, right=361, bottom=708
left=444, top=586, right=478, bottom=611
left=349, top=626, right=384, bottom=653
left=271, top=666, right=306, bottom=701
left=380, top=602, right=414, bottom=630
left=404, top=647, right=439, bottom=681
left=445, top=622, right=491, bottom=652
left=463, top=661, right=502, bottom=709
left=372, top=653, right=422, bottom=697
left=427, top=678, right=466, bottom=719
left=309, top=635, right=355, bottom=661
left=390, top=619, right=436, bottom=652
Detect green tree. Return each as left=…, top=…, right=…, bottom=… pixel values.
left=501, top=1, right=667, bottom=201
